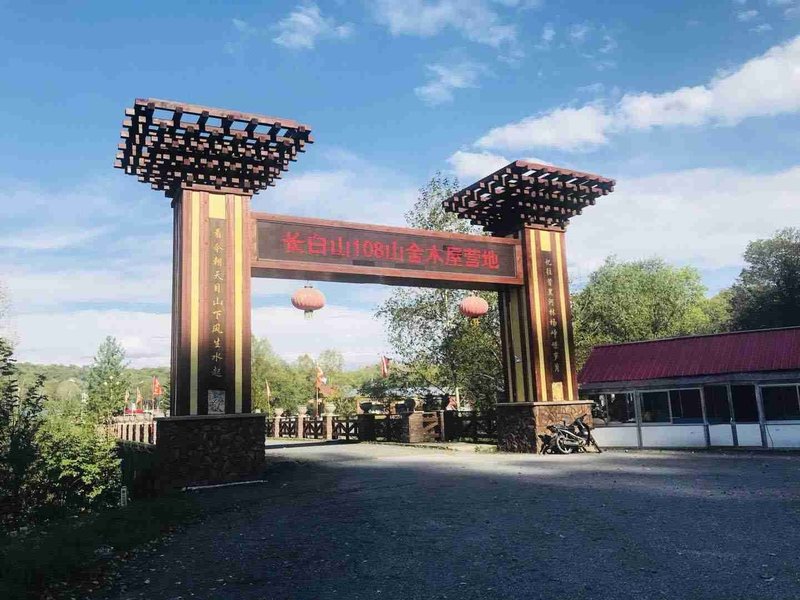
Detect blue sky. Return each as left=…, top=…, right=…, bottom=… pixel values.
left=1, top=0, right=799, bottom=367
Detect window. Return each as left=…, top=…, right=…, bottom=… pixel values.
left=669, top=389, right=703, bottom=423
left=584, top=393, right=635, bottom=426
left=761, top=385, right=800, bottom=421
left=640, top=391, right=670, bottom=423
left=607, top=393, right=636, bottom=424
left=703, top=385, right=731, bottom=423
left=731, top=385, right=759, bottom=423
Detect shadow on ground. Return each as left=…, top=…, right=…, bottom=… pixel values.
left=95, top=444, right=800, bottom=600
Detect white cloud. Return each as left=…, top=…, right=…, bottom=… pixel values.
left=414, top=62, right=484, bottom=105
left=370, top=0, right=519, bottom=51
left=476, top=34, right=800, bottom=152
left=257, top=152, right=418, bottom=226
left=0, top=226, right=109, bottom=251
left=567, top=165, right=800, bottom=280
left=446, top=150, right=551, bottom=181
left=272, top=4, right=353, bottom=50
left=737, top=9, right=759, bottom=21
left=10, top=310, right=172, bottom=366
left=4, top=265, right=172, bottom=310
left=569, top=23, right=590, bottom=43
left=447, top=150, right=510, bottom=180
left=598, top=34, right=617, bottom=54
left=537, top=23, right=555, bottom=49
left=252, top=305, right=389, bottom=366
left=9, top=305, right=389, bottom=368
left=476, top=105, right=613, bottom=152
left=751, top=23, right=773, bottom=33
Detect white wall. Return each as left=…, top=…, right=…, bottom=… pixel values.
left=593, top=426, right=638, bottom=448
left=641, top=425, right=706, bottom=448
left=708, top=424, right=734, bottom=446
left=735, top=424, right=763, bottom=447
left=765, top=423, right=800, bottom=448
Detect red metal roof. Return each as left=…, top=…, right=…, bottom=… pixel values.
left=579, top=327, right=800, bottom=385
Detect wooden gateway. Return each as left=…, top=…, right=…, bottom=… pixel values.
left=115, top=99, right=615, bottom=483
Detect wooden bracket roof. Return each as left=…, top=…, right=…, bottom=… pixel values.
left=442, top=160, right=615, bottom=235
left=114, top=98, right=313, bottom=197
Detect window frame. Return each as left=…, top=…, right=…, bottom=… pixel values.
left=759, top=383, right=800, bottom=423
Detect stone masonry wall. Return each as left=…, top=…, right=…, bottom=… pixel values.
left=155, top=414, right=265, bottom=489
left=496, top=403, right=538, bottom=452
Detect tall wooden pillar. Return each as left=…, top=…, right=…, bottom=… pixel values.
left=115, top=98, right=312, bottom=485
left=443, top=159, right=615, bottom=452
left=496, top=226, right=593, bottom=451
left=170, top=187, right=252, bottom=416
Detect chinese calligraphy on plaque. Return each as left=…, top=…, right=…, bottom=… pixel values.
left=542, top=251, right=564, bottom=397
left=256, top=220, right=519, bottom=280
left=209, top=217, right=226, bottom=390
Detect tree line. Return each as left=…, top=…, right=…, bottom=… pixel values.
left=374, top=174, right=800, bottom=412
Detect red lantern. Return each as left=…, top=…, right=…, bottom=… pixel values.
left=459, top=295, right=489, bottom=319
left=291, top=285, right=325, bottom=319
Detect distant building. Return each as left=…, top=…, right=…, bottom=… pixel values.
left=579, top=327, right=800, bottom=449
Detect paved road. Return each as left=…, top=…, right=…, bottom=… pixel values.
left=99, top=442, right=800, bottom=600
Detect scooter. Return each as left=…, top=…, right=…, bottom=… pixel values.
left=539, top=414, right=601, bottom=454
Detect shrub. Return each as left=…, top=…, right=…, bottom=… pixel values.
left=32, top=419, right=121, bottom=519
left=0, top=339, right=121, bottom=531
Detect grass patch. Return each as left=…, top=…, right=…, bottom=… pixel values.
left=0, top=493, right=201, bottom=600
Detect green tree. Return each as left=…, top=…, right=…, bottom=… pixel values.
left=251, top=338, right=309, bottom=414
left=317, top=349, right=344, bottom=378
left=375, top=173, right=503, bottom=412
left=0, top=338, right=46, bottom=529
left=85, top=337, right=129, bottom=423
left=572, top=257, right=731, bottom=368
left=729, top=228, right=800, bottom=330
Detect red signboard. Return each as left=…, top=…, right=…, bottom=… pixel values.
left=251, top=214, right=522, bottom=289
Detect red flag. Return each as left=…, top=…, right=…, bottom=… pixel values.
left=380, top=356, right=391, bottom=378
left=152, top=376, right=163, bottom=398
left=315, top=366, right=327, bottom=390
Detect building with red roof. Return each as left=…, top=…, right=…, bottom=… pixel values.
left=578, top=327, right=800, bottom=449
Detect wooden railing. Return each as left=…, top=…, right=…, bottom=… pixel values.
left=266, top=415, right=360, bottom=441
left=303, top=418, right=324, bottom=439
left=443, top=411, right=496, bottom=443
left=333, top=417, right=359, bottom=440
left=374, top=414, right=404, bottom=442
left=279, top=417, right=298, bottom=437
left=111, top=416, right=157, bottom=444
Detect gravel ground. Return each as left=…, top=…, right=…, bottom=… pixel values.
left=96, top=442, right=800, bottom=600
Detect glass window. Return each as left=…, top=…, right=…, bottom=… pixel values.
left=608, top=393, right=636, bottom=424
left=703, top=385, right=731, bottom=423
left=669, top=389, right=703, bottom=423
left=762, top=386, right=800, bottom=421
left=640, top=391, right=670, bottom=423
left=731, top=385, right=759, bottom=423
left=586, top=394, right=608, bottom=426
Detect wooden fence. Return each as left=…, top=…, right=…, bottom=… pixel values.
left=110, top=411, right=497, bottom=446
left=267, top=416, right=360, bottom=441
left=111, top=416, right=157, bottom=444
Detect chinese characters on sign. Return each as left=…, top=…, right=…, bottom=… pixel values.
left=280, top=231, right=502, bottom=269
left=208, top=217, right=226, bottom=414
left=541, top=250, right=565, bottom=398
left=255, top=219, right=519, bottom=281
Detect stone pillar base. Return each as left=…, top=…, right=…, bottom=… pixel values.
left=154, top=414, right=265, bottom=489
left=357, top=414, right=376, bottom=441
left=401, top=412, right=429, bottom=444
left=495, top=401, right=594, bottom=453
